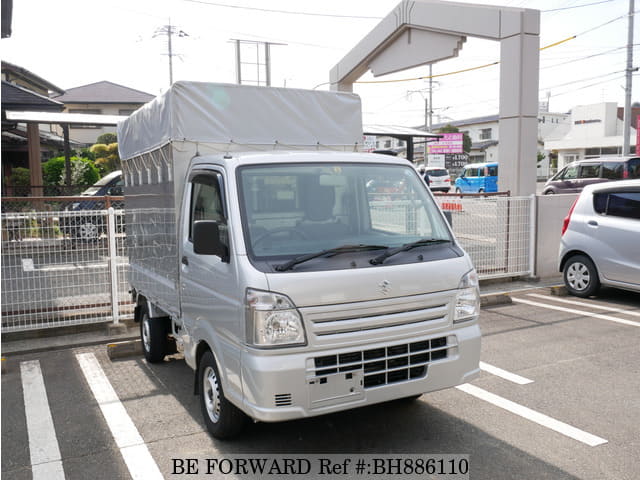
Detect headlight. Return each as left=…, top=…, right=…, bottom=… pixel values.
left=246, top=289, right=306, bottom=347
left=454, top=269, right=480, bottom=324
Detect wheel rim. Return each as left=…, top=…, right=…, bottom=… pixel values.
left=141, top=314, right=151, bottom=352
left=566, top=262, right=591, bottom=291
left=203, top=366, right=221, bottom=423
left=77, top=222, right=98, bottom=239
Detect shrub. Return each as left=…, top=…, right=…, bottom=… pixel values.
left=42, top=156, right=99, bottom=187
left=6, top=167, right=31, bottom=186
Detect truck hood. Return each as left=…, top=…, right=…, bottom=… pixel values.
left=265, top=254, right=473, bottom=308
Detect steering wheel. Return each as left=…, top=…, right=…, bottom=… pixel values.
left=253, top=227, right=308, bottom=247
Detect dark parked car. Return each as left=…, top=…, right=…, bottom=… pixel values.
left=61, top=170, right=123, bottom=241
left=543, top=157, right=640, bottom=195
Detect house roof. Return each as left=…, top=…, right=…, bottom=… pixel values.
left=431, top=114, right=499, bottom=131
left=471, top=139, right=499, bottom=151
left=1, top=80, right=64, bottom=111
left=52, top=80, right=154, bottom=104
left=1, top=61, right=65, bottom=94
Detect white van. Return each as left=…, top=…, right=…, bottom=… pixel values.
left=118, top=82, right=481, bottom=438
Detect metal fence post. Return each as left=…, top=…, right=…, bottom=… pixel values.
left=529, top=194, right=537, bottom=278
left=107, top=207, right=120, bottom=325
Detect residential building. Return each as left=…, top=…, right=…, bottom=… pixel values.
left=428, top=110, right=570, bottom=177
left=1, top=62, right=69, bottom=187
left=52, top=81, right=154, bottom=145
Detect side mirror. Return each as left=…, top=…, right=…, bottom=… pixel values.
left=443, top=210, right=453, bottom=227
left=193, top=220, right=229, bottom=261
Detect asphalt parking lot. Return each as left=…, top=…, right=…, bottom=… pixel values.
left=2, top=287, right=639, bottom=480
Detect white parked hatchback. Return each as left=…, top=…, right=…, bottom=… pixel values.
left=424, top=167, right=452, bottom=192
left=559, top=179, right=640, bottom=297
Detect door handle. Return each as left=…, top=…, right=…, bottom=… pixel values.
left=181, top=256, right=189, bottom=266
left=588, top=220, right=598, bottom=226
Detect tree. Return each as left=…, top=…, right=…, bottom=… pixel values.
left=96, top=132, right=117, bottom=145
left=90, top=142, right=120, bottom=174
left=437, top=124, right=472, bottom=153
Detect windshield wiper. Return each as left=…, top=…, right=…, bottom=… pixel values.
left=369, top=238, right=450, bottom=265
left=274, top=244, right=388, bottom=272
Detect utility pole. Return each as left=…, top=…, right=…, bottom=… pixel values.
left=154, top=20, right=189, bottom=86
left=623, top=0, right=635, bottom=155
left=428, top=64, right=433, bottom=132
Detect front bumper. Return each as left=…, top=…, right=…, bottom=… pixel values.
left=240, top=322, right=481, bottom=422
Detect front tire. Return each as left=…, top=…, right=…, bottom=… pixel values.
left=563, top=254, right=600, bottom=297
left=198, top=351, right=246, bottom=439
left=140, top=308, right=170, bottom=363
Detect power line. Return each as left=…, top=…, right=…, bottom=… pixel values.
left=183, top=0, right=383, bottom=20
left=542, top=0, right=616, bottom=12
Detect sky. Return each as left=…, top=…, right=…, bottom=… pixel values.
left=2, top=0, right=638, bottom=128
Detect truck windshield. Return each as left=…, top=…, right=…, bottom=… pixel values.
left=238, top=163, right=451, bottom=263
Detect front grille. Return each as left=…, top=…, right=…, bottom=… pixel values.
left=274, top=393, right=292, bottom=407
left=311, top=337, right=448, bottom=389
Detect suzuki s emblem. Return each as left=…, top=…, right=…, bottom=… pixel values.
left=378, top=280, right=391, bottom=295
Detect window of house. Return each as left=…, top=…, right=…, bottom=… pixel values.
left=384, top=140, right=392, bottom=148
left=69, top=108, right=102, bottom=129
left=480, top=128, right=492, bottom=140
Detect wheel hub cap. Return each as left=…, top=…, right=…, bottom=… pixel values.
left=203, top=366, right=221, bottom=423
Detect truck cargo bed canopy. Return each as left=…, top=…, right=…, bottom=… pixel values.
left=118, top=81, right=363, bottom=160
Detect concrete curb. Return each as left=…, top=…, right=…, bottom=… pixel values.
left=480, top=293, right=513, bottom=307
left=107, top=339, right=143, bottom=360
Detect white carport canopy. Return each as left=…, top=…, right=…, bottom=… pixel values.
left=5, top=110, right=127, bottom=189
left=331, top=0, right=540, bottom=195
left=364, top=124, right=442, bottom=160
left=5, top=110, right=126, bottom=125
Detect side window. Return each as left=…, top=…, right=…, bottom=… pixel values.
left=562, top=166, right=578, bottom=179
left=578, top=164, right=600, bottom=178
left=627, top=159, right=640, bottom=178
left=593, top=192, right=607, bottom=214
left=606, top=192, right=640, bottom=219
left=189, top=173, right=226, bottom=242
left=487, top=165, right=498, bottom=176
left=602, top=163, right=623, bottom=179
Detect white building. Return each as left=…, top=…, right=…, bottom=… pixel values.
left=429, top=110, right=570, bottom=177
left=544, top=102, right=638, bottom=171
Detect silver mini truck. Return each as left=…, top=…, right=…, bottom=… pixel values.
left=118, top=82, right=481, bottom=438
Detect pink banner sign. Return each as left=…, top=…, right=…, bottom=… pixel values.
left=427, top=132, right=463, bottom=154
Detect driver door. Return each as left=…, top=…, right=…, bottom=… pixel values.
left=180, top=169, right=241, bottom=369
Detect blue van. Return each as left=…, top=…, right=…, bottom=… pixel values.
left=454, top=162, right=498, bottom=193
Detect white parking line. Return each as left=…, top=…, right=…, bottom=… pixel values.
left=526, top=293, right=640, bottom=318
left=76, top=353, right=163, bottom=480
left=20, top=360, right=65, bottom=480
left=512, top=298, right=640, bottom=327
left=456, top=384, right=608, bottom=447
left=479, top=362, right=534, bottom=385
